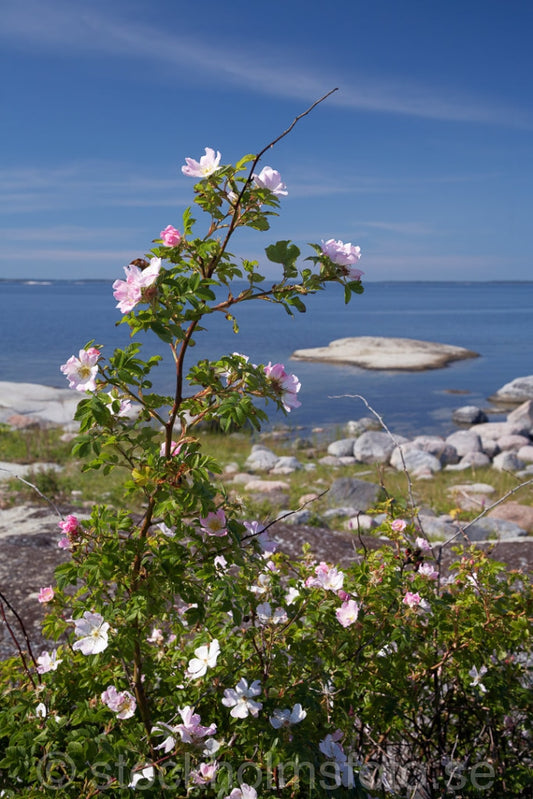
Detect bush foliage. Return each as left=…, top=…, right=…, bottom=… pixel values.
left=0, top=101, right=531, bottom=798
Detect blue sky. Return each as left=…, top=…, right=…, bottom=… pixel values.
left=1, top=0, right=532, bottom=281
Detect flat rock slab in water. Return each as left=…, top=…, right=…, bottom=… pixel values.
left=291, top=337, right=479, bottom=371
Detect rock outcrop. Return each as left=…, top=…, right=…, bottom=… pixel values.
left=490, top=376, right=533, bottom=404
left=291, top=337, right=479, bottom=371
left=0, top=381, right=80, bottom=428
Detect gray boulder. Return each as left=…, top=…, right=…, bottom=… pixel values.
left=245, top=447, right=279, bottom=472
left=487, top=501, right=533, bottom=534
left=270, top=456, right=303, bottom=474
left=517, top=445, right=533, bottom=463
left=417, top=514, right=459, bottom=539
left=319, top=455, right=344, bottom=466
left=345, top=418, right=380, bottom=436
left=452, top=405, right=488, bottom=425
left=390, top=447, right=441, bottom=474
left=292, top=336, right=478, bottom=370
left=0, top=381, right=81, bottom=429
left=471, top=421, right=529, bottom=439
left=323, top=507, right=358, bottom=520
left=353, top=431, right=396, bottom=464
left=328, top=477, right=384, bottom=512
left=497, top=434, right=530, bottom=452
left=507, top=399, right=533, bottom=430
left=446, top=430, right=482, bottom=456
left=466, top=517, right=527, bottom=541
left=345, top=513, right=379, bottom=531
left=445, top=461, right=477, bottom=472
left=276, top=508, right=314, bottom=525
left=492, top=451, right=525, bottom=472
left=447, top=482, right=495, bottom=511
left=490, top=375, right=533, bottom=404
left=327, top=438, right=356, bottom=458
left=412, top=436, right=460, bottom=465
left=479, top=438, right=500, bottom=458
left=457, top=452, right=491, bottom=468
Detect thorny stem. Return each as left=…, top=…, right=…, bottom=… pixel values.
left=205, top=88, right=339, bottom=279
left=163, top=91, right=339, bottom=443
left=167, top=318, right=199, bottom=446
left=130, top=496, right=157, bottom=740
left=0, top=590, right=38, bottom=687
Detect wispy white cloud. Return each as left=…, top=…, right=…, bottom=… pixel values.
left=2, top=0, right=531, bottom=129
left=0, top=163, right=188, bottom=213
left=0, top=225, right=140, bottom=242
left=3, top=247, right=136, bottom=262
left=357, top=220, right=435, bottom=236
left=0, top=160, right=415, bottom=216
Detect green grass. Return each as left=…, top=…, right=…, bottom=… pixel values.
left=0, top=424, right=73, bottom=464
left=1, top=425, right=532, bottom=534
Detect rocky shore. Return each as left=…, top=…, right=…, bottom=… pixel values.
left=223, top=396, right=533, bottom=540
left=1, top=374, right=533, bottom=660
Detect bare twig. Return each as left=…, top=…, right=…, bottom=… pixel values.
left=209, top=88, right=339, bottom=278
left=0, top=468, right=62, bottom=518
left=239, top=489, right=330, bottom=546
left=439, top=475, right=533, bottom=550
left=328, top=393, right=422, bottom=530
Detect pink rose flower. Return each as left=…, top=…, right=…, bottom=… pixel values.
left=417, top=562, right=439, bottom=580
left=182, top=147, right=221, bottom=179
left=263, top=362, right=301, bottom=412
left=305, top=562, right=344, bottom=592
left=252, top=166, right=288, bottom=196
left=36, top=648, right=62, bottom=674
left=336, top=599, right=359, bottom=627
left=192, top=762, right=218, bottom=786
left=59, top=514, right=79, bottom=535
left=415, top=536, right=432, bottom=552
left=37, top=586, right=54, bottom=603
left=58, top=514, right=79, bottom=548
left=159, top=440, right=182, bottom=457
left=403, top=591, right=421, bottom=609
left=225, top=785, right=258, bottom=799
left=321, top=239, right=363, bottom=280
left=112, top=257, right=161, bottom=314
left=101, top=685, right=136, bottom=719
left=199, top=509, right=227, bottom=537
left=160, top=225, right=181, bottom=246
left=391, top=519, right=407, bottom=533
left=60, top=347, right=100, bottom=392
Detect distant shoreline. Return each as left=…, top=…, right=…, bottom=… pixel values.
left=2, top=278, right=533, bottom=285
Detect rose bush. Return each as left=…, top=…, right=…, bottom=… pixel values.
left=0, top=100, right=531, bottom=798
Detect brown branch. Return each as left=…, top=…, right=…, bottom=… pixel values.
left=166, top=318, right=200, bottom=444
left=207, top=88, right=339, bottom=278
left=0, top=591, right=38, bottom=687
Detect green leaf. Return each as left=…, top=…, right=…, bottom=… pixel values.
left=287, top=295, right=307, bottom=313
left=235, top=153, right=256, bottom=171
left=265, top=241, right=300, bottom=279
left=182, top=206, right=195, bottom=235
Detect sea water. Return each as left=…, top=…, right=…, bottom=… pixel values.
left=0, top=280, right=531, bottom=437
